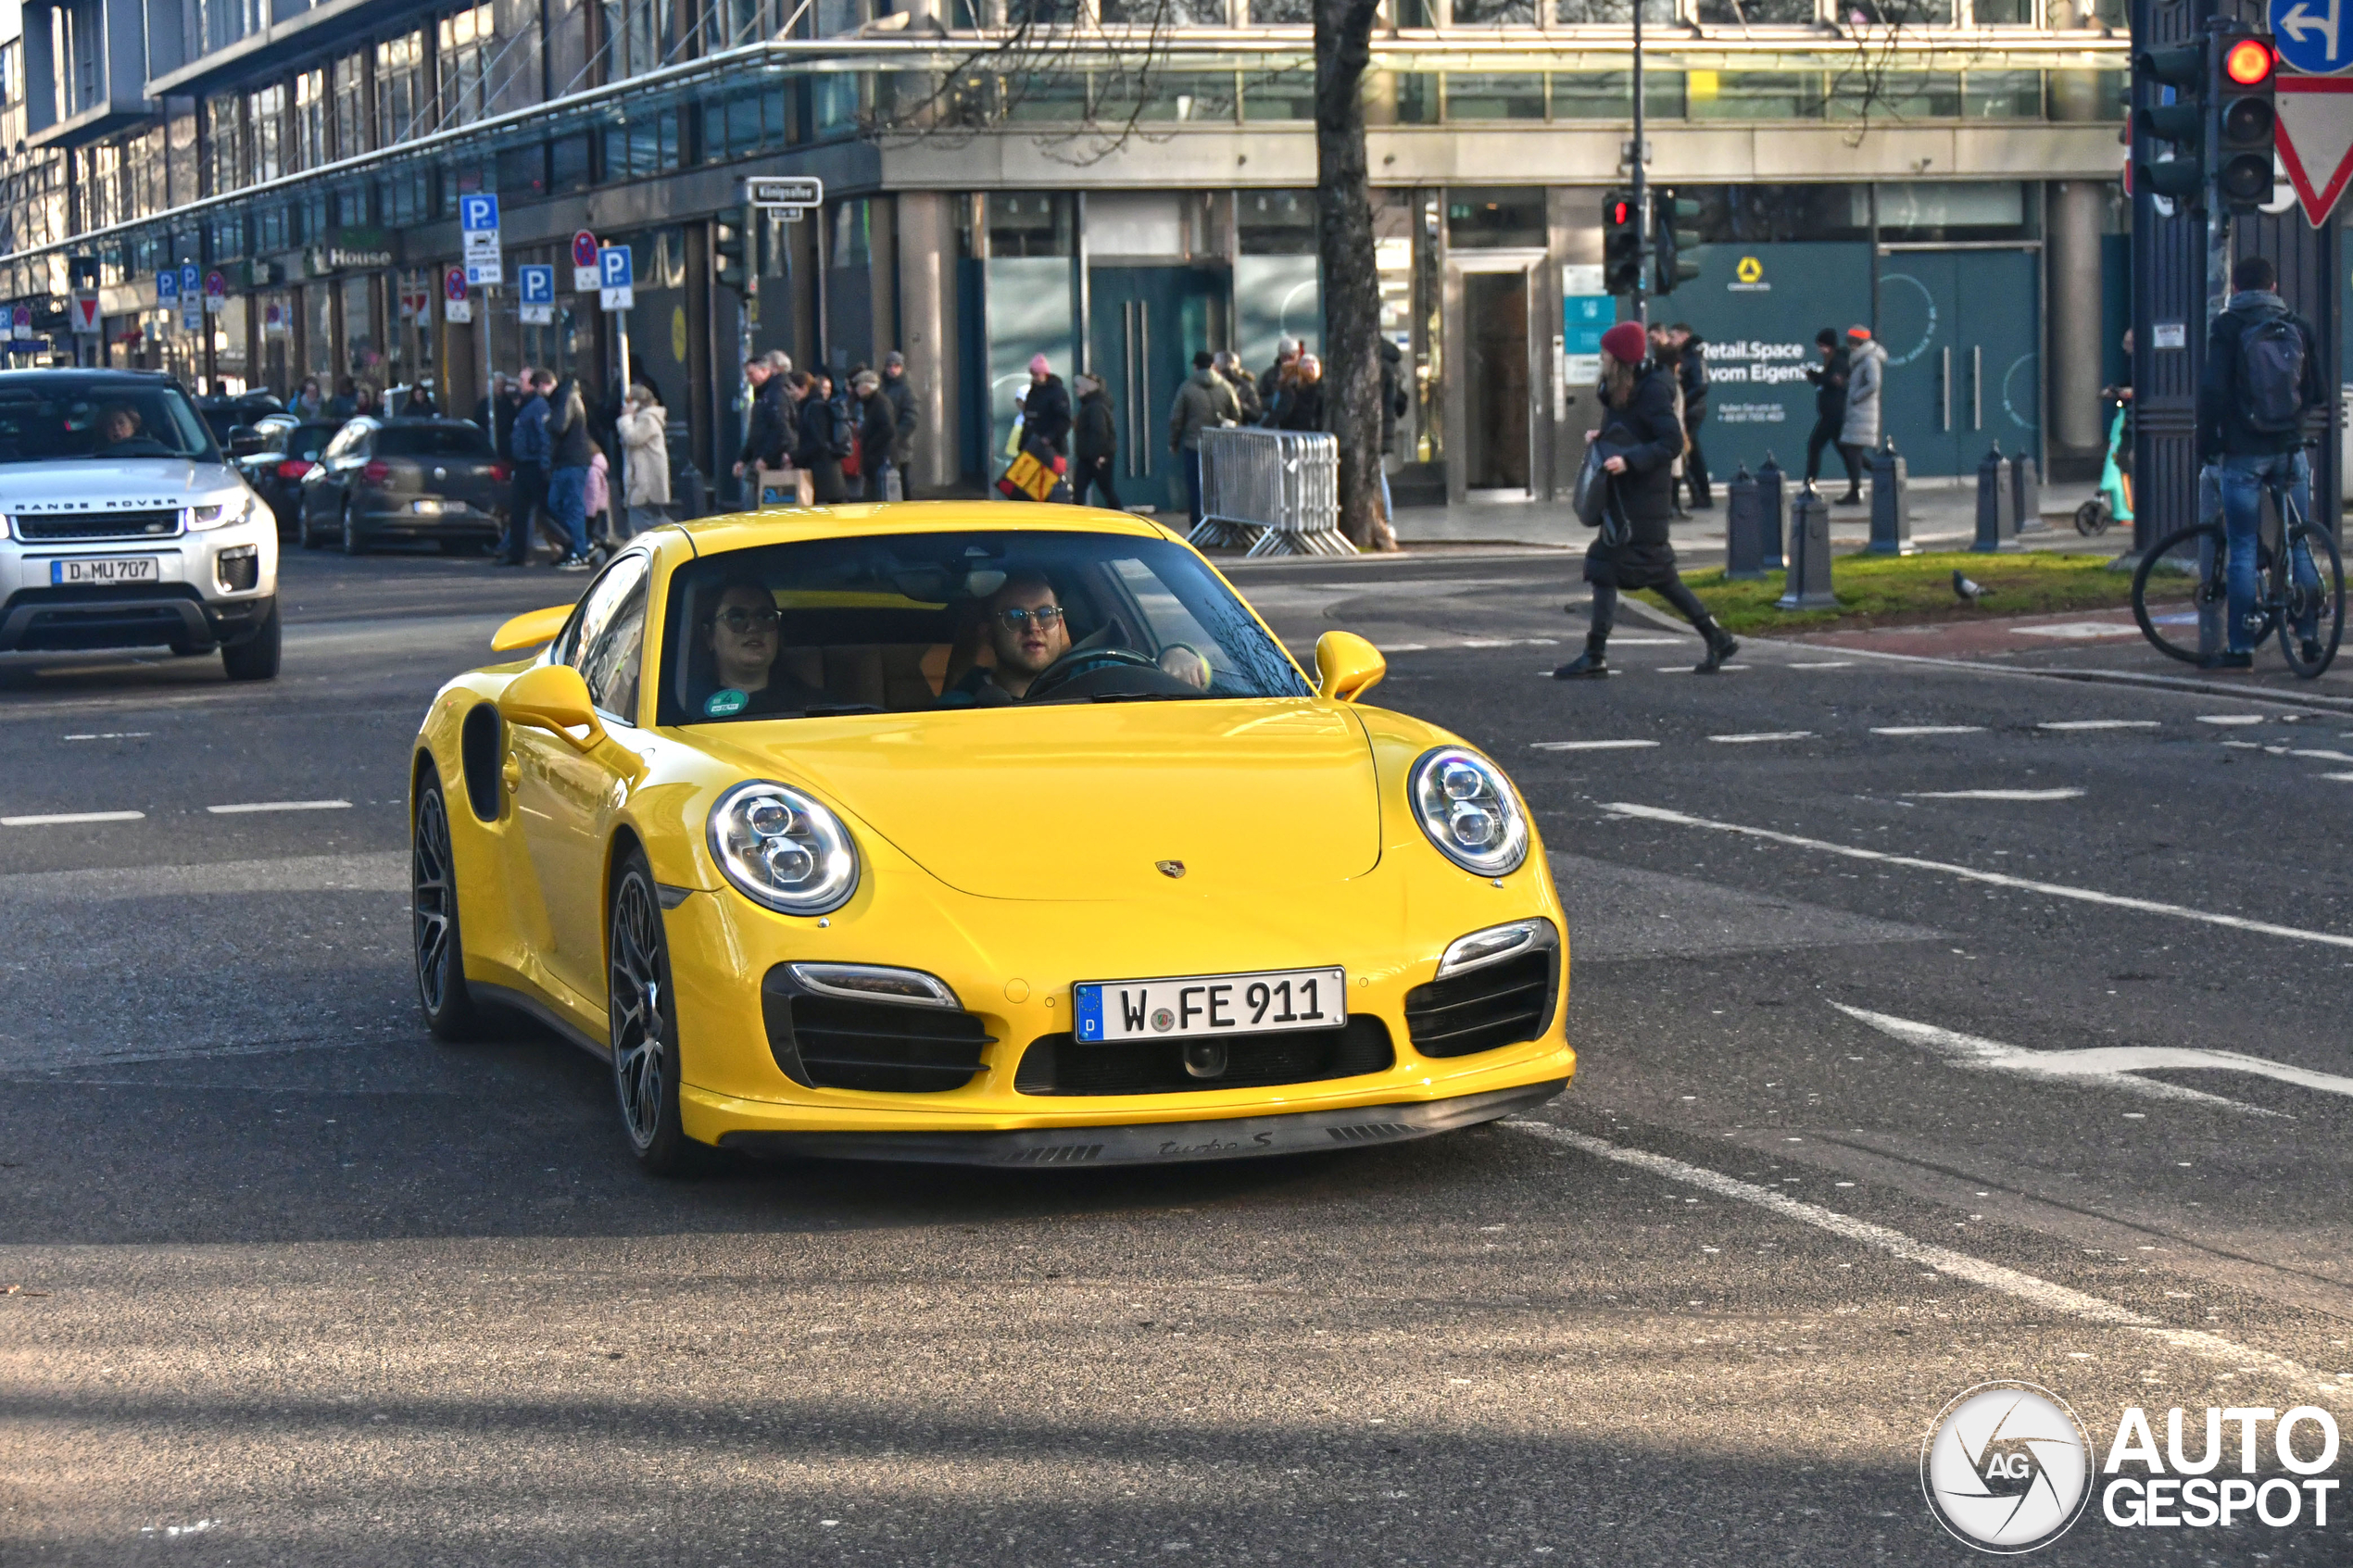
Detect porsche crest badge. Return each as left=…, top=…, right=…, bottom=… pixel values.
left=1155, top=860, right=1186, bottom=879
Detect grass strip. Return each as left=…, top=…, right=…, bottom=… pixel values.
left=1639, top=550, right=2183, bottom=634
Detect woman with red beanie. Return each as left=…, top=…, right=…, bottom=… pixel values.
left=1554, top=320, right=1741, bottom=678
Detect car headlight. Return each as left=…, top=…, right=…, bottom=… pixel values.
left=707, top=780, right=860, bottom=915
left=189, top=493, right=259, bottom=531
left=1409, top=746, right=1529, bottom=877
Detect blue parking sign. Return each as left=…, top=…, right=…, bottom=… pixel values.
left=157, top=269, right=178, bottom=303
left=181, top=264, right=199, bottom=296
left=598, top=246, right=633, bottom=290
left=460, top=194, right=501, bottom=232
left=519, top=264, right=554, bottom=304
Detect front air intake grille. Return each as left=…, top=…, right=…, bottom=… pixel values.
left=1403, top=949, right=1557, bottom=1060
left=1014, top=1017, right=1394, bottom=1097
left=759, top=969, right=992, bottom=1093
left=15, top=510, right=182, bottom=542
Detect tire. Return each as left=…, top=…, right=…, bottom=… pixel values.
left=340, top=499, right=368, bottom=556
left=2277, top=521, right=2346, bottom=680
left=2073, top=498, right=2109, bottom=537
left=412, top=779, right=490, bottom=1041
left=608, top=849, right=706, bottom=1175
left=220, top=600, right=282, bottom=682
left=2133, top=523, right=2226, bottom=665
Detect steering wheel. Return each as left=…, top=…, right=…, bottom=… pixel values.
left=1022, top=645, right=1159, bottom=702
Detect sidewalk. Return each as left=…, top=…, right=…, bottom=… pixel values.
left=1392, top=473, right=2107, bottom=557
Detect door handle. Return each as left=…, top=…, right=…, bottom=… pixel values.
left=501, top=753, right=521, bottom=795
left=1940, top=347, right=1952, bottom=433
left=1970, top=345, right=1982, bottom=433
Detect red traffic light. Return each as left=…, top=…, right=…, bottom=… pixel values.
left=2224, top=37, right=2273, bottom=87
left=1609, top=200, right=1631, bottom=224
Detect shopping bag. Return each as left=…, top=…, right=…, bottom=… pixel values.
left=996, top=448, right=1063, bottom=502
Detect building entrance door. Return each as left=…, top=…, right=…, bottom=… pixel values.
left=1461, top=269, right=1533, bottom=493
left=1875, top=248, right=2041, bottom=478
left=1088, top=265, right=1223, bottom=516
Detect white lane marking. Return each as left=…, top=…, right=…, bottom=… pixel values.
left=205, top=799, right=354, bottom=815
left=1707, top=731, right=1812, bottom=743
left=2326, top=772, right=2353, bottom=784
left=1903, top=788, right=2085, bottom=801
left=1785, top=660, right=1856, bottom=669
left=2014, top=621, right=2143, bottom=640
left=1610, top=636, right=1691, bottom=645
left=1457, top=637, right=1559, bottom=648
left=1871, top=725, right=1986, bottom=736
left=2196, top=715, right=2268, bottom=726
left=2039, top=720, right=2161, bottom=732
left=1, top=810, right=145, bottom=827
left=1831, top=1005, right=2308, bottom=1116
left=2288, top=748, right=2353, bottom=764
left=1530, top=739, right=1660, bottom=752
left=1597, top=801, right=2353, bottom=953
left=1507, top=1121, right=2326, bottom=1386
left=62, top=732, right=152, bottom=741
left=1655, top=665, right=1750, bottom=673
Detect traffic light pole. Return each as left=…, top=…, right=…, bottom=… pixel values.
left=1629, top=0, right=1647, bottom=329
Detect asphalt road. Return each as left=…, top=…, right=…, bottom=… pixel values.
left=3, top=539, right=2349, bottom=1566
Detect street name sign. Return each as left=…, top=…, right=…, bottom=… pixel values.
left=746, top=176, right=823, bottom=209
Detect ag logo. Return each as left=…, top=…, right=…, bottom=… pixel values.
left=1922, top=1382, right=2094, bottom=1553
left=1735, top=256, right=1764, bottom=284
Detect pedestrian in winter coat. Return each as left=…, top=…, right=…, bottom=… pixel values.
left=1670, top=324, right=1712, bottom=509
left=1073, top=373, right=1121, bottom=511
left=735, top=358, right=791, bottom=483
left=290, top=378, right=324, bottom=420
left=398, top=383, right=436, bottom=419
left=879, top=350, right=918, bottom=499
left=1554, top=321, right=1739, bottom=681
left=795, top=371, right=849, bottom=504
left=544, top=376, right=597, bottom=569
left=1275, top=355, right=1326, bottom=433
left=1838, top=326, right=1887, bottom=495
left=326, top=378, right=358, bottom=420
left=1378, top=337, right=1409, bottom=525
left=1262, top=336, right=1301, bottom=410
left=497, top=377, right=553, bottom=567
left=585, top=446, right=612, bottom=547
left=1803, top=328, right=1858, bottom=494
left=1169, top=351, right=1241, bottom=527
left=852, top=370, right=896, bottom=499
left=1214, top=352, right=1263, bottom=424
left=1023, top=355, right=1073, bottom=460
left=616, top=383, right=669, bottom=536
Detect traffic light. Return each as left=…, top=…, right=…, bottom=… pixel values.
left=2213, top=28, right=2276, bottom=212
left=715, top=217, right=749, bottom=291
left=1603, top=191, right=1642, bottom=296
left=1652, top=191, right=1701, bottom=296
left=2135, top=38, right=2208, bottom=206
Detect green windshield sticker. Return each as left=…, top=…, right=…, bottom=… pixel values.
left=704, top=688, right=749, bottom=717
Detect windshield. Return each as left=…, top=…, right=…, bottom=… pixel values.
left=653, top=531, right=1310, bottom=724
left=0, top=381, right=220, bottom=464
left=375, top=425, right=493, bottom=458
left=283, top=422, right=340, bottom=461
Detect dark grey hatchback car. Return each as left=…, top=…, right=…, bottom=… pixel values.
left=297, top=418, right=508, bottom=554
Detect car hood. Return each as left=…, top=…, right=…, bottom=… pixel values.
left=0, top=458, right=241, bottom=510
left=705, top=700, right=1384, bottom=901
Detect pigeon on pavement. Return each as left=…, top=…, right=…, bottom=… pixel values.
left=1952, top=570, right=1993, bottom=606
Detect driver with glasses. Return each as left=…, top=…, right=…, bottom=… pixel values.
left=942, top=573, right=1071, bottom=705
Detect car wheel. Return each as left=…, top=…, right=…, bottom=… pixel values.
left=609, top=848, right=705, bottom=1175
left=220, top=600, right=281, bottom=682
left=412, top=779, right=488, bottom=1041
left=340, top=499, right=367, bottom=556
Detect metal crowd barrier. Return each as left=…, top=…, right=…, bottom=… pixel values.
left=1190, top=427, right=1353, bottom=557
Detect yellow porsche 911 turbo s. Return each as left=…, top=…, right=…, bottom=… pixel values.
left=408, top=502, right=1573, bottom=1173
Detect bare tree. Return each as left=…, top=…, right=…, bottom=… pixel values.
left=1312, top=0, right=1392, bottom=550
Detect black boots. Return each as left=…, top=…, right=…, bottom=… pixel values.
left=1553, top=638, right=1610, bottom=679
left=1694, top=624, right=1740, bottom=673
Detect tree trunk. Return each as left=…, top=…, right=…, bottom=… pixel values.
left=1313, top=0, right=1395, bottom=551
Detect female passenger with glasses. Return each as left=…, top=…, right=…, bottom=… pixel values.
left=698, top=578, right=831, bottom=718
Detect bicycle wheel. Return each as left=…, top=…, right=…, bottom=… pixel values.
left=2277, top=520, right=2346, bottom=679
left=2132, top=523, right=2222, bottom=664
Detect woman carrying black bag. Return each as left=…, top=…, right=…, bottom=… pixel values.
left=1554, top=321, right=1741, bottom=679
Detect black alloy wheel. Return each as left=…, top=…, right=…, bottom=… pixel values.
left=609, top=850, right=702, bottom=1174
left=412, top=780, right=487, bottom=1040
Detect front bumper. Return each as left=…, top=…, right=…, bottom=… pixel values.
left=715, top=1079, right=1567, bottom=1166
left=3, top=520, right=277, bottom=652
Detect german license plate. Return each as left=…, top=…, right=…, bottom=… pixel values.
left=51, top=556, right=159, bottom=586
left=1073, top=966, right=1346, bottom=1044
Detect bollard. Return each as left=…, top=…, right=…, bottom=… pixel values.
left=2011, top=451, right=2044, bottom=533
left=1865, top=437, right=1911, bottom=556
left=1973, top=443, right=2019, bottom=552
left=675, top=460, right=709, bottom=519
left=1778, top=483, right=1838, bottom=610
left=1755, top=451, right=1789, bottom=571
left=1724, top=464, right=1766, bottom=580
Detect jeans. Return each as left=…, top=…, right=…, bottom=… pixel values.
left=547, top=465, right=593, bottom=561
left=501, top=466, right=548, bottom=562
left=2217, top=450, right=2320, bottom=652
left=1183, top=448, right=1204, bottom=526
left=1590, top=578, right=1713, bottom=644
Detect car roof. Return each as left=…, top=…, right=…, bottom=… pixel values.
left=0, top=369, right=176, bottom=386
left=673, top=500, right=1173, bottom=555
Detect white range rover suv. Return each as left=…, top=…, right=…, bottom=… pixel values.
left=0, top=370, right=280, bottom=681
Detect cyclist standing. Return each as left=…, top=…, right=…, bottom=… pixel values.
left=2197, top=255, right=2324, bottom=671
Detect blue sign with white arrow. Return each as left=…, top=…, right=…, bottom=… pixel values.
left=518, top=265, right=554, bottom=305
left=2273, top=0, right=2348, bottom=75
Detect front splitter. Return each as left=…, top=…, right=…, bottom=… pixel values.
left=714, top=1079, right=1567, bottom=1168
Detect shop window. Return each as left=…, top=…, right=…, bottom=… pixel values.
left=600, top=109, right=682, bottom=181
left=1553, top=69, right=1682, bottom=119
left=203, top=94, right=245, bottom=195
left=1687, top=69, right=1824, bottom=119
left=1449, top=0, right=1538, bottom=21
left=551, top=132, right=593, bottom=193
left=986, top=193, right=1074, bottom=257
left=1241, top=69, right=1316, bottom=120
left=497, top=141, right=548, bottom=197
left=1444, top=189, right=1544, bottom=249
left=1962, top=69, right=2043, bottom=117
left=1394, top=72, right=1440, bottom=122
left=1553, top=0, right=1675, bottom=20
left=1829, top=69, right=1960, bottom=118
left=1238, top=190, right=1316, bottom=255
left=1868, top=181, right=2026, bottom=238
left=1002, top=74, right=1091, bottom=123
left=1444, top=74, right=1544, bottom=119
left=1694, top=0, right=1813, bottom=19
left=438, top=4, right=497, bottom=126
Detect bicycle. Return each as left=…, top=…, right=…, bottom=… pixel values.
left=2130, top=466, right=2345, bottom=679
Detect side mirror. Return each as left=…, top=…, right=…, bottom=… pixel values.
left=1315, top=630, right=1387, bottom=704
left=490, top=603, right=575, bottom=653
left=497, top=663, right=604, bottom=750
left=227, top=425, right=264, bottom=456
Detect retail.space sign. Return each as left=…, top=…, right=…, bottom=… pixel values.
left=1672, top=242, right=1874, bottom=479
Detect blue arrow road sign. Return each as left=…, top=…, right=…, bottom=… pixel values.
left=459, top=194, right=501, bottom=232
left=519, top=264, right=554, bottom=304
left=2274, top=0, right=2348, bottom=75
left=599, top=246, right=633, bottom=290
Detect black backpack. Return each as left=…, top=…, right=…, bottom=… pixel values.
left=2240, top=311, right=2308, bottom=435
